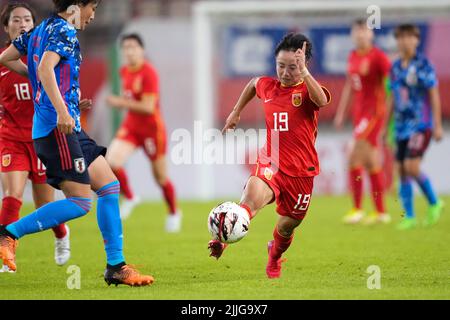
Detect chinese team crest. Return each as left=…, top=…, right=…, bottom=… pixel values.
left=264, top=167, right=274, bottom=181
left=2, top=154, right=11, bottom=167
left=292, top=93, right=302, bottom=107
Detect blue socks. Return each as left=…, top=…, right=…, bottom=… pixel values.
left=96, top=181, right=125, bottom=266
left=7, top=198, right=92, bottom=239
left=6, top=181, right=125, bottom=267
left=399, top=178, right=414, bottom=219
left=398, top=172, right=438, bottom=220
left=415, top=173, right=438, bottom=206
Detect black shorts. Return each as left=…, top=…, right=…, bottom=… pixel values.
left=396, top=130, right=432, bottom=162
left=34, top=129, right=107, bottom=189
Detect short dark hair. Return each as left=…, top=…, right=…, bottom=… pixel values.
left=1, top=2, right=36, bottom=27
left=52, top=0, right=101, bottom=13
left=274, top=33, right=313, bottom=62
left=121, top=33, right=145, bottom=48
left=394, top=24, right=420, bottom=39
left=352, top=18, right=368, bottom=27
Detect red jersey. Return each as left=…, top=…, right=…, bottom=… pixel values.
left=0, top=49, right=34, bottom=142
left=120, top=61, right=164, bottom=134
left=347, top=47, right=390, bottom=124
left=255, top=77, right=331, bottom=178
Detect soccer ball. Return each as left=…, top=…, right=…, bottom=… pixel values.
left=208, top=202, right=250, bottom=244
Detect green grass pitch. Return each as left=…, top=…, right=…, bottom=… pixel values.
left=0, top=195, right=449, bottom=300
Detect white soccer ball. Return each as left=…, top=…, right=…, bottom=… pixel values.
left=208, top=202, right=250, bottom=244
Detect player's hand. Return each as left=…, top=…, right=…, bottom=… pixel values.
left=222, top=111, right=241, bottom=134
left=107, top=95, right=124, bottom=109
left=295, top=42, right=307, bottom=71
left=57, top=112, right=75, bottom=135
left=79, top=99, right=93, bottom=111
left=433, top=125, right=444, bottom=142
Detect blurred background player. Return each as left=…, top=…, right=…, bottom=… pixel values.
left=106, top=33, right=181, bottom=233
left=209, top=33, right=331, bottom=278
left=0, top=0, right=153, bottom=286
left=334, top=19, right=391, bottom=225
left=390, top=24, right=444, bottom=230
left=0, top=2, right=70, bottom=272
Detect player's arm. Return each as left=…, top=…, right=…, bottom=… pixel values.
left=295, top=43, right=329, bottom=108
left=107, top=93, right=156, bottom=115
left=38, top=51, right=75, bottom=135
left=0, top=44, right=28, bottom=78
left=222, top=77, right=258, bottom=133
left=429, top=86, right=443, bottom=141
left=334, top=76, right=353, bottom=129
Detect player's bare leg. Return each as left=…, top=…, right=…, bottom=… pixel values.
left=1, top=171, right=28, bottom=208
left=32, top=183, right=71, bottom=266
left=344, top=140, right=368, bottom=224
left=107, top=139, right=140, bottom=220
left=89, top=156, right=154, bottom=286
left=0, top=171, right=27, bottom=273
left=362, top=143, right=390, bottom=225
left=151, top=156, right=181, bottom=233
left=267, top=216, right=302, bottom=279
left=209, top=177, right=274, bottom=259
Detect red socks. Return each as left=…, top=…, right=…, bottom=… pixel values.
left=162, top=180, right=177, bottom=215
left=270, top=227, right=294, bottom=261
left=52, top=224, right=67, bottom=239
left=350, top=168, right=386, bottom=214
left=0, top=197, right=22, bottom=225
left=370, top=171, right=386, bottom=214
left=113, top=168, right=134, bottom=200
left=350, top=168, right=363, bottom=210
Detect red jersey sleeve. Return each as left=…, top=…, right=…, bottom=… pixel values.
left=255, top=76, right=273, bottom=100
left=141, top=64, right=159, bottom=95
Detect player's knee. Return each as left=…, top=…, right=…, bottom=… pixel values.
left=349, top=153, right=363, bottom=168
left=68, top=197, right=93, bottom=217
left=277, top=220, right=301, bottom=238
left=404, top=161, right=420, bottom=178
left=154, top=172, right=167, bottom=187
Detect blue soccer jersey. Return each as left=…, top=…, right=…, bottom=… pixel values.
left=390, top=54, right=438, bottom=140
left=13, top=14, right=82, bottom=140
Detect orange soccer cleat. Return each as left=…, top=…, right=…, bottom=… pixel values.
left=0, top=234, right=18, bottom=272
left=104, top=264, right=154, bottom=287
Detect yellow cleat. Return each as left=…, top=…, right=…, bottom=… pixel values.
left=343, top=209, right=365, bottom=224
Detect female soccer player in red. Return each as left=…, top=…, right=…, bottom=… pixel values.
left=334, top=20, right=391, bottom=225
left=0, top=2, right=70, bottom=272
left=209, top=33, right=331, bottom=279
left=106, top=34, right=180, bottom=232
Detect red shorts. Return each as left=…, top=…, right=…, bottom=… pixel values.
left=0, top=139, right=47, bottom=184
left=353, top=116, right=384, bottom=147
left=251, top=162, right=315, bottom=221
left=116, top=124, right=167, bottom=161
